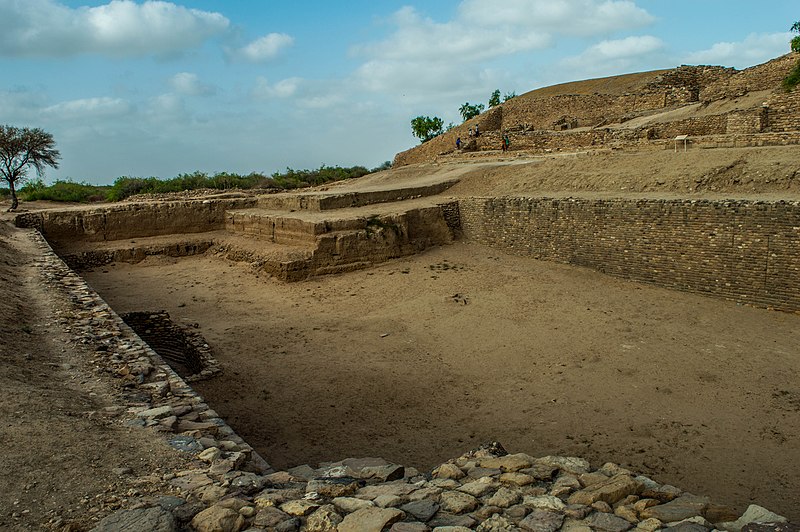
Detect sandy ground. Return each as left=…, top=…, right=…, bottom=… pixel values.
left=81, top=241, right=800, bottom=520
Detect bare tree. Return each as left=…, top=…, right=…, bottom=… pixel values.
left=0, top=125, right=60, bottom=211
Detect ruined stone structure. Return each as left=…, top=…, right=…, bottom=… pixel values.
left=9, top=52, right=800, bottom=530
left=17, top=182, right=800, bottom=313
left=394, top=53, right=800, bottom=166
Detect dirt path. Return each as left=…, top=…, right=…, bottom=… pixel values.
left=82, top=241, right=800, bottom=520
left=0, top=227, right=186, bottom=531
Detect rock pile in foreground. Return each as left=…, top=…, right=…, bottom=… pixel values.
left=22, top=228, right=796, bottom=532
left=94, top=443, right=794, bottom=532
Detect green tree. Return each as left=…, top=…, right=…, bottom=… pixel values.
left=459, top=102, right=485, bottom=122
left=0, top=125, right=60, bottom=211
left=783, top=20, right=800, bottom=91
left=503, top=91, right=517, bottom=102
left=488, top=89, right=501, bottom=108
left=410, top=115, right=444, bottom=143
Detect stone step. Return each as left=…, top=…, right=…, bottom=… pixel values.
left=255, top=179, right=458, bottom=211
left=225, top=197, right=452, bottom=244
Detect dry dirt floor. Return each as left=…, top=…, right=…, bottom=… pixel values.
left=81, top=240, right=800, bottom=521
left=0, top=225, right=189, bottom=531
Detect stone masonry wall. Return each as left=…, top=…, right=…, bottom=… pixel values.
left=766, top=86, right=800, bottom=132
left=458, top=197, right=800, bottom=312
left=15, top=197, right=256, bottom=244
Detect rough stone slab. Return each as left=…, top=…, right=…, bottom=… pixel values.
left=306, top=504, right=343, bottom=532
left=567, top=474, right=641, bottom=506
left=639, top=494, right=709, bottom=523
left=401, top=499, right=440, bottom=522
left=338, top=507, right=405, bottom=532
left=485, top=486, right=520, bottom=508
left=439, top=491, right=479, bottom=514
left=253, top=507, right=292, bottom=528
left=534, top=456, right=590, bottom=475
left=279, top=499, right=320, bottom=516
left=478, top=453, right=536, bottom=472
left=723, top=505, right=789, bottom=532
left=357, top=481, right=419, bottom=499
left=190, top=505, right=246, bottom=532
left=390, top=523, right=431, bottom=532
left=91, top=507, right=176, bottom=532
left=523, top=495, right=566, bottom=512
left=582, top=511, right=634, bottom=532
left=520, top=509, right=565, bottom=532
left=457, top=478, right=497, bottom=497
left=332, top=496, right=375, bottom=513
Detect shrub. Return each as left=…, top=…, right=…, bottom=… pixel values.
left=20, top=179, right=108, bottom=203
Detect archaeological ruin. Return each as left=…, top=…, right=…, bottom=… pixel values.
left=3, top=53, right=800, bottom=530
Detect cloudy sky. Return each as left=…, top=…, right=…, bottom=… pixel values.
left=1, top=0, right=796, bottom=184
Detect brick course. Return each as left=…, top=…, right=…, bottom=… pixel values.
left=457, top=197, right=800, bottom=312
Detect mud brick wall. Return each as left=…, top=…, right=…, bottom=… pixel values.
left=15, top=197, right=256, bottom=244
left=458, top=197, right=800, bottom=312
left=766, top=88, right=800, bottom=132
left=701, top=54, right=797, bottom=102
left=727, top=108, right=767, bottom=134
left=650, top=115, right=729, bottom=138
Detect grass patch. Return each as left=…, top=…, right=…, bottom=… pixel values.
left=782, top=60, right=800, bottom=92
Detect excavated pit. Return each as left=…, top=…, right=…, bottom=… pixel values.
left=121, top=311, right=221, bottom=381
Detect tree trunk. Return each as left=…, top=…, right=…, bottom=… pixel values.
left=8, top=180, right=18, bottom=211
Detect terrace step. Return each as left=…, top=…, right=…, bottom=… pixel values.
left=255, top=178, right=458, bottom=211
left=225, top=197, right=453, bottom=244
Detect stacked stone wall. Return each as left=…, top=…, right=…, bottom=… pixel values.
left=766, top=87, right=800, bottom=132
left=727, top=108, right=768, bottom=134
left=458, top=197, right=800, bottom=312
left=700, top=54, right=798, bottom=102
left=15, top=197, right=256, bottom=244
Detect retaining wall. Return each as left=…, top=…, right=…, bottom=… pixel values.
left=458, top=197, right=800, bottom=312
left=15, top=197, right=256, bottom=244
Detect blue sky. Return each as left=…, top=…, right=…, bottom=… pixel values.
left=0, top=0, right=797, bottom=184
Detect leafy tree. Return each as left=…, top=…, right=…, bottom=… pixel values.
left=410, top=115, right=444, bottom=143
left=503, top=91, right=517, bottom=102
left=488, top=89, right=501, bottom=108
left=0, top=125, right=60, bottom=211
left=783, top=20, right=800, bottom=91
left=459, top=102, right=484, bottom=122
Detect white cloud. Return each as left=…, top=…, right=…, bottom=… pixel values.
left=350, top=1, right=656, bottom=98
left=353, top=6, right=550, bottom=62
left=169, top=72, right=216, bottom=96
left=558, top=35, right=666, bottom=78
left=42, top=97, right=132, bottom=119
left=251, top=76, right=346, bottom=109
left=683, top=32, right=793, bottom=69
left=232, top=33, right=294, bottom=62
left=252, top=77, right=302, bottom=99
left=0, top=0, right=230, bottom=58
left=458, top=0, right=654, bottom=37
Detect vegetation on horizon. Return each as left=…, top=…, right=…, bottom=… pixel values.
left=1, top=162, right=391, bottom=205
left=783, top=20, right=800, bottom=91
left=410, top=89, right=516, bottom=143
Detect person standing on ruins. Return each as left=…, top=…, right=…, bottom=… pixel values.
left=456, top=137, right=462, bottom=149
